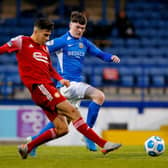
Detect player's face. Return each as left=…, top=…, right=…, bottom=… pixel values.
left=69, top=22, right=86, bottom=38
left=36, top=29, right=51, bottom=45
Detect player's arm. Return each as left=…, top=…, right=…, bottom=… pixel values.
left=0, top=36, right=21, bottom=54
left=49, top=60, right=70, bottom=87
left=46, top=36, right=66, bottom=53
left=0, top=44, right=11, bottom=54
left=86, top=39, right=120, bottom=63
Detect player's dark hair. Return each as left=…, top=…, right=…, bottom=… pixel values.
left=34, top=18, right=54, bottom=31
left=70, top=11, right=87, bottom=25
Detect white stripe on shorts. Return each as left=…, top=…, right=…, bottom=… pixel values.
left=38, top=84, right=53, bottom=101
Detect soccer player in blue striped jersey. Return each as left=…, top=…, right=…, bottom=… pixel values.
left=27, top=11, right=120, bottom=156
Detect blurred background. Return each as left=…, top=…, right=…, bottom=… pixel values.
left=0, top=0, right=168, bottom=145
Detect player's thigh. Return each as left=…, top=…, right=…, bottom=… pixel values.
left=85, top=85, right=105, bottom=100
left=56, top=100, right=81, bottom=120
left=60, top=82, right=89, bottom=108
left=31, top=84, right=66, bottom=112
left=60, top=81, right=90, bottom=99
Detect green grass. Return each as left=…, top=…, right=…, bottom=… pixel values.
left=0, top=145, right=167, bottom=168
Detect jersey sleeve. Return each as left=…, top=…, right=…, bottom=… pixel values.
left=48, top=57, right=63, bottom=81
left=46, top=36, right=66, bottom=54
left=0, top=44, right=11, bottom=54
left=86, top=39, right=112, bottom=62
left=0, top=35, right=22, bottom=54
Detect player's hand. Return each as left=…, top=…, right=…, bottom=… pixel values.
left=60, top=79, right=70, bottom=87
left=111, top=55, right=120, bottom=63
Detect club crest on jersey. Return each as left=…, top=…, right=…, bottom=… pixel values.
left=54, top=92, right=60, bottom=98
left=79, top=42, right=84, bottom=48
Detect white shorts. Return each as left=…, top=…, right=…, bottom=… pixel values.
left=59, top=81, right=90, bottom=108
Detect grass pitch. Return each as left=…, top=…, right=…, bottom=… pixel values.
left=0, top=145, right=167, bottom=168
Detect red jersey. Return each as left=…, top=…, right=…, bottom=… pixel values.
left=0, top=35, right=63, bottom=89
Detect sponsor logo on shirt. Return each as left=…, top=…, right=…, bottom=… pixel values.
left=67, top=51, right=85, bottom=57
left=33, top=52, right=49, bottom=63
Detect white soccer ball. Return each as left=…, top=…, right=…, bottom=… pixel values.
left=144, top=136, right=165, bottom=157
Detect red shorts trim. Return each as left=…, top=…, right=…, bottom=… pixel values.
left=30, top=83, right=66, bottom=121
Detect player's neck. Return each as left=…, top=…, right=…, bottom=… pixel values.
left=69, top=31, right=80, bottom=39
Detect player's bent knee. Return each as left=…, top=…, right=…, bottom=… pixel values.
left=67, top=106, right=79, bottom=116
left=95, top=91, right=105, bottom=104
left=70, top=108, right=81, bottom=120
left=58, top=103, right=81, bottom=121
left=100, top=92, right=105, bottom=102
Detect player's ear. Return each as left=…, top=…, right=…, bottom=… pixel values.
left=69, top=22, right=72, bottom=29
left=33, top=27, right=38, bottom=34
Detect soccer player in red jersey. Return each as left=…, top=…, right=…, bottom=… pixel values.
left=0, top=18, right=121, bottom=159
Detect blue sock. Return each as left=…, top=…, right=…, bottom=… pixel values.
left=32, top=122, right=55, bottom=140
left=86, top=102, right=101, bottom=128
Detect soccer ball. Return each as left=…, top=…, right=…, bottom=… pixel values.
left=144, top=136, right=165, bottom=157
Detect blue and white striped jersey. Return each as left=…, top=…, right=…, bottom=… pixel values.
left=47, top=32, right=113, bottom=87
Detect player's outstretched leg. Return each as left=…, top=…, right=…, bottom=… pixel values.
left=101, top=142, right=122, bottom=155
left=85, top=102, right=101, bottom=151
left=27, top=122, right=55, bottom=157
left=18, top=128, right=58, bottom=159
left=73, top=117, right=122, bottom=155
left=26, top=136, right=37, bottom=157
left=84, top=137, right=97, bottom=151
left=18, top=144, right=29, bottom=159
